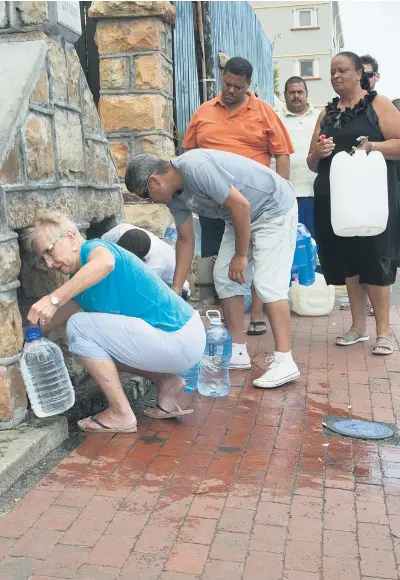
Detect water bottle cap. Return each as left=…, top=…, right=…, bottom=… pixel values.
left=25, top=322, right=42, bottom=342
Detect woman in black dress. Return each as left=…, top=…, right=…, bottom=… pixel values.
left=307, top=52, right=400, bottom=355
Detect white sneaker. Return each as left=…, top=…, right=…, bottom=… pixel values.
left=253, top=354, right=300, bottom=388
left=229, top=344, right=251, bottom=370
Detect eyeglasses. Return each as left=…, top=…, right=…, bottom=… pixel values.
left=40, top=240, right=59, bottom=268
left=365, top=71, right=376, bottom=78
left=142, top=172, right=156, bottom=200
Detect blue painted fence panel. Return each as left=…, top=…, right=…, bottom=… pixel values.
left=209, top=1, right=273, bottom=105
left=173, top=1, right=200, bottom=149
left=173, top=1, right=273, bottom=150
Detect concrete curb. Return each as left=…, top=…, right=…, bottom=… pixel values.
left=0, top=415, right=69, bottom=496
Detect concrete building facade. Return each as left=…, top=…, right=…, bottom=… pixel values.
left=252, top=1, right=344, bottom=108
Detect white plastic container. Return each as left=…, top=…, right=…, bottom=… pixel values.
left=330, top=149, right=388, bottom=237
left=289, top=273, right=335, bottom=316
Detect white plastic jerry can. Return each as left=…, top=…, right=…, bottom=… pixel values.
left=289, top=273, right=335, bottom=316
left=330, top=149, right=388, bottom=237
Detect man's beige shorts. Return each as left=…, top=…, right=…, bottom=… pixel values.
left=213, top=202, right=298, bottom=304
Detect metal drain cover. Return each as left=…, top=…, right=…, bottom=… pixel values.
left=325, top=418, right=394, bottom=440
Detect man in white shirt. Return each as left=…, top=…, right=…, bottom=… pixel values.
left=102, top=224, right=191, bottom=299
left=276, top=76, right=320, bottom=237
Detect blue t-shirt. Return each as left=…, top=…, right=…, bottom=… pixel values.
left=74, top=239, right=193, bottom=332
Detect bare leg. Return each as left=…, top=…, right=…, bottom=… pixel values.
left=366, top=284, right=391, bottom=353
left=341, top=284, right=371, bottom=310
left=250, top=285, right=264, bottom=321
left=116, top=363, right=186, bottom=417
left=337, top=275, right=368, bottom=344
left=248, top=285, right=266, bottom=334
left=77, top=357, right=137, bottom=430
left=222, top=295, right=245, bottom=343
left=265, top=299, right=291, bottom=352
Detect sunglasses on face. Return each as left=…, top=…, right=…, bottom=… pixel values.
left=142, top=172, right=156, bottom=199
left=365, top=71, right=376, bottom=78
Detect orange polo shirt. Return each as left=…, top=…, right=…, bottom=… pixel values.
left=182, top=91, right=294, bottom=166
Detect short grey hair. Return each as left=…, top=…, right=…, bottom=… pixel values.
left=26, top=211, right=83, bottom=251
left=125, top=154, right=170, bottom=196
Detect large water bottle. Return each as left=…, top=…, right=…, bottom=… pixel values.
left=197, top=311, right=232, bottom=397
left=180, top=362, right=200, bottom=393
left=20, top=322, right=75, bottom=418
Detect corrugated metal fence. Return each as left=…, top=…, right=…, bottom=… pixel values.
left=173, top=1, right=273, bottom=150
left=173, top=1, right=200, bottom=149
left=209, top=2, right=273, bottom=105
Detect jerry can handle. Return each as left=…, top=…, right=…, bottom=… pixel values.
left=206, top=310, right=222, bottom=323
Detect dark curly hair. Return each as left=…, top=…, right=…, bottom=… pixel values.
left=361, top=54, right=379, bottom=73
left=335, top=51, right=370, bottom=92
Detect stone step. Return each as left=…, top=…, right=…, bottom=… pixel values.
left=0, top=414, right=68, bottom=496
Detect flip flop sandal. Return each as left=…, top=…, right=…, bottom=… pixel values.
left=367, top=306, right=375, bottom=316
left=372, top=335, right=393, bottom=355
left=78, top=415, right=138, bottom=433
left=144, top=403, right=194, bottom=419
left=336, top=328, right=369, bottom=346
left=247, top=321, right=267, bottom=336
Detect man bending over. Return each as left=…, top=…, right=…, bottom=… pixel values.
left=125, top=149, right=299, bottom=389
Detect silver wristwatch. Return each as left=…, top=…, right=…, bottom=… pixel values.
left=370, top=142, right=375, bottom=152
left=49, top=294, right=60, bottom=308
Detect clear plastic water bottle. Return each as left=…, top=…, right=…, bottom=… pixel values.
left=163, top=224, right=178, bottom=247
left=180, top=362, right=200, bottom=392
left=20, top=322, right=75, bottom=418
left=197, top=310, right=232, bottom=397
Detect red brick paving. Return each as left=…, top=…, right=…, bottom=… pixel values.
left=2, top=308, right=400, bottom=578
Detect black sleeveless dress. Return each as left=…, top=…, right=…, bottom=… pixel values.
left=313, top=92, right=400, bottom=286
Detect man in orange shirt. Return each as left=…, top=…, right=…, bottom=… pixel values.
left=183, top=57, right=294, bottom=368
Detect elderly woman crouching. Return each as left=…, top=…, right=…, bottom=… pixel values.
left=26, top=212, right=206, bottom=432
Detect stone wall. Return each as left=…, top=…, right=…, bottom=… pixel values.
left=89, top=1, right=176, bottom=237
left=0, top=1, right=123, bottom=428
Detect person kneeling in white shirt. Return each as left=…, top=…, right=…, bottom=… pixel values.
left=101, top=224, right=191, bottom=300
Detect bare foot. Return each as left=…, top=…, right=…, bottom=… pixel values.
left=154, top=375, right=186, bottom=416
left=77, top=407, right=137, bottom=432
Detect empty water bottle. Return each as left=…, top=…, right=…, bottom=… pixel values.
left=21, top=322, right=75, bottom=418
left=197, top=310, right=232, bottom=397
left=180, top=362, right=200, bottom=392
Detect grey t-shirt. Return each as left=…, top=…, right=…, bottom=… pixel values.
left=168, top=149, right=295, bottom=226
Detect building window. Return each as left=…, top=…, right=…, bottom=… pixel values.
left=293, top=8, right=318, bottom=28
left=295, top=59, right=319, bottom=79
left=300, top=60, right=314, bottom=77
